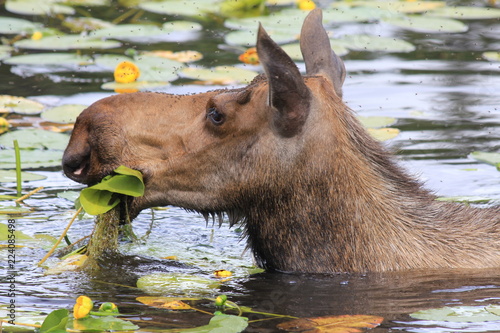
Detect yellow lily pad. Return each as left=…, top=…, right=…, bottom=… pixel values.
left=367, top=128, right=400, bottom=141
left=0, top=95, right=44, bottom=115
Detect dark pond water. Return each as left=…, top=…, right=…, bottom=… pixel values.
left=1, top=1, right=500, bottom=332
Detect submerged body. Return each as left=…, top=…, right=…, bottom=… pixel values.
left=62, top=9, right=500, bottom=273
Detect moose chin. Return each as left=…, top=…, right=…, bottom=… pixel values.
left=62, top=9, right=500, bottom=274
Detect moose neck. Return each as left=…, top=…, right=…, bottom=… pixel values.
left=243, top=99, right=500, bottom=273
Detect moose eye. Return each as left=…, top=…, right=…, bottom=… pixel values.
left=207, top=107, right=225, bottom=125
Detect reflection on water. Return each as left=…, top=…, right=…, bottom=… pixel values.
left=1, top=0, right=500, bottom=332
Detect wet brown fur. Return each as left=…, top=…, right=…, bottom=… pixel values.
left=63, top=9, right=500, bottom=273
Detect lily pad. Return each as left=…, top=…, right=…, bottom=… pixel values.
left=183, top=314, right=248, bottom=333
left=427, top=6, right=500, bottom=20
left=483, top=52, right=500, bottom=62
left=41, top=104, right=86, bottom=124
left=358, top=116, right=397, bottom=129
left=0, top=170, right=47, bottom=183
left=411, top=305, right=500, bottom=323
left=181, top=66, right=258, bottom=85
left=346, top=1, right=446, bottom=14
left=139, top=0, right=214, bottom=17
left=101, top=81, right=171, bottom=91
left=323, top=6, right=393, bottom=23
left=0, top=45, right=13, bottom=61
left=5, top=0, right=75, bottom=15
left=339, top=34, right=415, bottom=53
left=436, top=196, right=491, bottom=204
left=137, top=273, right=220, bottom=295
left=62, top=17, right=114, bottom=33
left=225, top=10, right=307, bottom=34
left=0, top=16, right=42, bottom=34
left=67, top=315, right=139, bottom=331
left=281, top=42, right=349, bottom=60
left=225, top=29, right=297, bottom=46
left=0, top=129, right=69, bottom=150
left=367, top=128, right=400, bottom=141
left=0, top=223, right=33, bottom=240
left=14, top=35, right=121, bottom=50
left=0, top=149, right=63, bottom=169
left=3, top=53, right=93, bottom=69
left=469, top=151, right=500, bottom=169
left=382, top=15, right=468, bottom=33
left=0, top=95, right=45, bottom=115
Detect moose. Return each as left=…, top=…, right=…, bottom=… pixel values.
left=62, top=9, right=500, bottom=273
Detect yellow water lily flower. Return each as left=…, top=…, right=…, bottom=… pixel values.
left=0, top=117, right=9, bottom=134
left=298, top=0, right=316, bottom=10
left=73, top=295, right=93, bottom=319
left=214, top=269, right=232, bottom=278
left=238, top=47, right=259, bottom=65
left=114, top=61, right=140, bottom=83
left=31, top=31, right=43, bottom=40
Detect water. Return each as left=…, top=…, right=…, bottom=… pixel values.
left=1, top=1, right=500, bottom=332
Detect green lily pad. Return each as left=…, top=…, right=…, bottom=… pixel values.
left=41, top=104, right=86, bottom=124
left=225, top=10, right=307, bottom=34
left=137, top=273, right=220, bottom=295
left=0, top=204, right=32, bottom=215
left=0, top=16, right=42, bottom=34
left=339, top=34, right=415, bottom=53
left=0, top=170, right=47, bottom=183
left=66, top=315, right=139, bottom=331
left=469, top=151, right=500, bottom=169
left=225, top=29, right=297, bottom=46
left=181, top=66, right=258, bottom=84
left=0, top=222, right=33, bottom=240
left=133, top=55, right=184, bottom=82
left=281, top=42, right=349, bottom=60
left=40, top=309, right=68, bottom=333
left=382, top=15, right=468, bottom=33
left=101, top=81, right=171, bottom=91
left=427, top=6, right=500, bottom=20
left=346, top=1, right=446, bottom=14
left=0, top=129, right=69, bottom=150
left=62, top=17, right=115, bottom=33
left=3, top=53, right=93, bottom=68
left=0, top=45, right=13, bottom=61
left=0, top=95, right=45, bottom=115
left=139, top=0, right=214, bottom=17
left=57, top=190, right=81, bottom=202
left=93, top=54, right=133, bottom=70
left=0, top=149, right=63, bottom=169
left=183, top=314, right=248, bottom=333
left=483, top=52, right=500, bottom=62
left=14, top=35, right=121, bottom=50
left=411, top=305, right=500, bottom=323
left=358, top=116, right=397, bottom=129
left=323, top=6, right=394, bottom=23
left=5, top=0, right=75, bottom=15
left=436, top=196, right=491, bottom=204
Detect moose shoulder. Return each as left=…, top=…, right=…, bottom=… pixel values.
left=62, top=9, right=500, bottom=273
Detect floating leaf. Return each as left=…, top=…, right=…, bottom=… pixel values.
left=367, top=128, right=400, bottom=141
left=0, top=16, right=42, bottom=34
left=323, top=6, right=393, bottom=23
left=136, top=273, right=220, bottom=295
left=62, top=17, right=114, bottom=33
left=0, top=95, right=45, bottom=115
left=4, top=53, right=93, bottom=69
left=277, top=314, right=384, bottom=332
left=139, top=0, right=214, bottom=17
left=225, top=29, right=297, bottom=46
left=101, top=81, right=170, bottom=92
left=0, top=129, right=69, bottom=150
left=358, top=116, right=397, bottom=129
left=14, top=35, right=121, bottom=50
left=339, top=34, right=415, bottom=53
left=382, top=15, right=468, bottom=33
left=138, top=297, right=192, bottom=310
left=67, top=315, right=139, bottom=331
left=483, top=52, right=500, bottom=62
left=281, top=42, right=349, bottom=61
left=469, top=151, right=500, bottom=169
left=40, top=309, right=69, bottom=333
left=427, top=6, right=500, bottom=20
left=0, top=45, right=13, bottom=61
left=90, top=24, right=173, bottom=42
left=0, top=149, right=63, bottom=169
left=181, top=66, right=258, bottom=85
left=0, top=223, right=33, bottom=240
left=5, top=0, right=75, bottom=15
left=45, top=254, right=88, bottom=275
left=141, top=50, right=203, bottom=63
left=182, top=314, right=248, bottom=333
left=41, top=104, right=86, bottom=124
left=436, top=196, right=491, bottom=204
left=0, top=170, right=47, bottom=183
left=410, top=305, right=500, bottom=323
left=485, top=305, right=500, bottom=317
left=346, top=1, right=446, bottom=14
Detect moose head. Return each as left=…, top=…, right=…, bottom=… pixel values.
left=63, top=9, right=500, bottom=273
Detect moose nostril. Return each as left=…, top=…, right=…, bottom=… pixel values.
left=62, top=149, right=91, bottom=183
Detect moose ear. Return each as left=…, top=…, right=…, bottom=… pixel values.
left=300, top=8, right=346, bottom=98
left=257, top=24, right=311, bottom=138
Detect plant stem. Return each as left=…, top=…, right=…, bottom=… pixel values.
left=13, top=140, right=21, bottom=197
left=14, top=186, right=44, bottom=203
